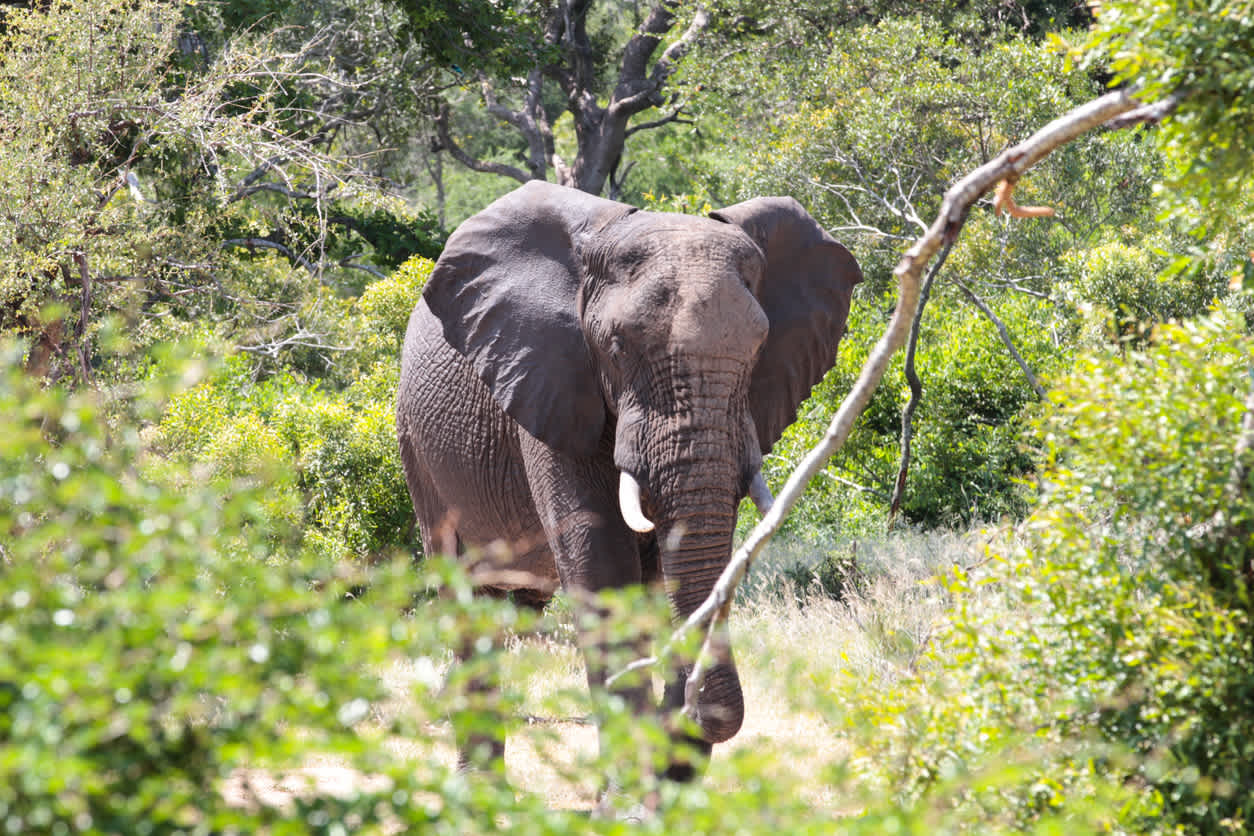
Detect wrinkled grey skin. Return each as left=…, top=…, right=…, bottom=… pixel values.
left=396, top=181, right=861, bottom=776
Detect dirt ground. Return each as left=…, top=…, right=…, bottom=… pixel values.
left=221, top=659, right=848, bottom=814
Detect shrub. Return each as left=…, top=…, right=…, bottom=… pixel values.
left=765, top=292, right=1067, bottom=536
left=0, top=346, right=542, bottom=834
left=3, top=339, right=1163, bottom=834
left=147, top=260, right=433, bottom=562
left=828, top=310, right=1254, bottom=833
left=344, top=255, right=436, bottom=380
left=1063, top=235, right=1229, bottom=341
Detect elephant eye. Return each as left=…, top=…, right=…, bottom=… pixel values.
left=608, top=335, right=625, bottom=359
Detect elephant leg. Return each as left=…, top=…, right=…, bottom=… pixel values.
left=450, top=659, right=506, bottom=773
left=448, top=588, right=509, bottom=775
left=516, top=434, right=658, bottom=768
left=658, top=677, right=714, bottom=782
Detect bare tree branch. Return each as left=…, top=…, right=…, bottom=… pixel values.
left=626, top=88, right=1150, bottom=722
left=648, top=8, right=711, bottom=89
left=221, top=238, right=317, bottom=273
left=432, top=3, right=712, bottom=195
left=952, top=276, right=1047, bottom=398
left=1103, top=90, right=1185, bottom=131
left=624, top=105, right=693, bottom=137
left=233, top=156, right=290, bottom=192
left=616, top=2, right=684, bottom=102
left=984, top=275, right=1053, bottom=300
left=994, top=177, right=1056, bottom=218
left=889, top=238, right=958, bottom=521
left=238, top=326, right=353, bottom=358
left=607, top=158, right=637, bottom=201
left=229, top=182, right=322, bottom=203
left=433, top=102, right=531, bottom=184
left=338, top=256, right=387, bottom=279
left=823, top=470, right=893, bottom=503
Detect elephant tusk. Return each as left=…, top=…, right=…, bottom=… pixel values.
left=749, top=471, right=775, bottom=515
left=618, top=471, right=655, bottom=533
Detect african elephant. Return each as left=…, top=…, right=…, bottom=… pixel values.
left=396, top=180, right=861, bottom=777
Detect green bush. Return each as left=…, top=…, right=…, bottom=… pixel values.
left=151, top=356, right=415, bottom=563
left=3, top=338, right=1167, bottom=834
left=1063, top=235, right=1229, bottom=341
left=347, top=255, right=436, bottom=378
left=147, top=258, right=433, bottom=562
left=764, top=292, right=1067, bottom=536
left=0, top=346, right=544, bottom=834
left=828, top=310, right=1254, bottom=833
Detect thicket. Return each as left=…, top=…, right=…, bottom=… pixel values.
left=829, top=310, right=1254, bottom=833
left=715, top=16, right=1240, bottom=534
left=0, top=0, right=439, bottom=388
left=4, top=0, right=1254, bottom=831
left=0, top=347, right=1130, bottom=836
left=147, top=256, right=433, bottom=562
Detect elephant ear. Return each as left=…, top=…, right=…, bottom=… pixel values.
left=710, top=197, right=863, bottom=453
left=423, top=180, right=637, bottom=456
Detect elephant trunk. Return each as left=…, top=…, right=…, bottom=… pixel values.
left=654, top=497, right=744, bottom=744
left=614, top=405, right=752, bottom=744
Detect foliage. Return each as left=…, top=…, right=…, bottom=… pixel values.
left=390, top=0, right=552, bottom=78
left=828, top=311, right=1254, bottom=833
left=1077, top=1, right=1254, bottom=240
left=0, top=345, right=508, bottom=834
left=761, top=293, right=1069, bottom=535
left=148, top=258, right=433, bottom=562
left=0, top=0, right=439, bottom=383
left=1062, top=232, right=1229, bottom=340
left=8, top=1, right=1254, bottom=830
left=706, top=15, right=1244, bottom=531
left=732, top=20, right=1140, bottom=288
left=327, top=204, right=446, bottom=269
left=1, top=335, right=1151, bottom=836
left=354, top=255, right=435, bottom=354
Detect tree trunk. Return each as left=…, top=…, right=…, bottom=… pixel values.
left=435, top=2, right=709, bottom=195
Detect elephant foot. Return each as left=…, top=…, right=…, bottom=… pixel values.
left=662, top=734, right=712, bottom=783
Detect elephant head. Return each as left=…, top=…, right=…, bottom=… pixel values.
left=422, top=181, right=860, bottom=744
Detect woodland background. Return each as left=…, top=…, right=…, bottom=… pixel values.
left=2, top=0, right=1254, bottom=832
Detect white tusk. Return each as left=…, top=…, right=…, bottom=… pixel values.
left=748, top=471, right=775, bottom=515
left=618, top=471, right=655, bottom=533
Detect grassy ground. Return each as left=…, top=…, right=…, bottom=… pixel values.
left=224, top=529, right=985, bottom=814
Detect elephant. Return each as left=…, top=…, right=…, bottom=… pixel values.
left=396, top=180, right=861, bottom=779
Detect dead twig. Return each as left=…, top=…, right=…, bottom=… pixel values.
left=993, top=177, right=1056, bottom=218
left=952, top=276, right=1047, bottom=398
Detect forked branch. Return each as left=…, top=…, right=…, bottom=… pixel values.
left=611, top=89, right=1157, bottom=720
